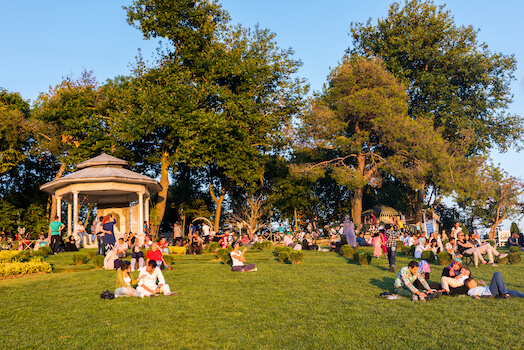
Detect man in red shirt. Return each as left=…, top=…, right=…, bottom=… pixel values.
left=146, top=243, right=167, bottom=269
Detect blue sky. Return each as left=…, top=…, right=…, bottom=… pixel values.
left=1, top=0, right=523, bottom=228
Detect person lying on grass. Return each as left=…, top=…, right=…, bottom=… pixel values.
left=115, top=261, right=141, bottom=297
left=136, top=260, right=176, bottom=298
left=465, top=272, right=524, bottom=299
left=230, top=241, right=257, bottom=272
left=440, top=267, right=471, bottom=294
left=393, top=260, right=436, bottom=301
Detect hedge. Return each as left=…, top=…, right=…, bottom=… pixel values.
left=0, top=260, right=52, bottom=277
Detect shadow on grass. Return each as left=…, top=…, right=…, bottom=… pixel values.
left=369, top=277, right=395, bottom=292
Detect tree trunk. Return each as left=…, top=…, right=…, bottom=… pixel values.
left=152, top=150, right=170, bottom=241
left=294, top=207, right=298, bottom=232
left=415, top=182, right=426, bottom=223
left=48, top=162, right=67, bottom=223
left=351, top=152, right=366, bottom=225
left=210, top=184, right=225, bottom=232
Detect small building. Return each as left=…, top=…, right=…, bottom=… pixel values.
left=40, top=154, right=161, bottom=245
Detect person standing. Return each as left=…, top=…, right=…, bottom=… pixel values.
left=95, top=216, right=105, bottom=255
left=47, top=216, right=64, bottom=254
left=384, top=224, right=400, bottom=273
left=173, top=222, right=182, bottom=243
left=102, top=215, right=117, bottom=255
left=343, top=215, right=356, bottom=249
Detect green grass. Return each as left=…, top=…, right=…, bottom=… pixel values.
left=0, top=247, right=523, bottom=349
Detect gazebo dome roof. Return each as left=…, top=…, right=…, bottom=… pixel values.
left=40, top=153, right=161, bottom=204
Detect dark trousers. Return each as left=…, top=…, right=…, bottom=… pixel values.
left=50, top=235, right=60, bottom=254
left=490, top=272, right=524, bottom=298
left=387, top=246, right=397, bottom=268
left=97, top=235, right=104, bottom=255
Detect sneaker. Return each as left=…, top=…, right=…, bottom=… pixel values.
left=419, top=295, right=426, bottom=302
left=499, top=253, right=508, bottom=259
left=253, top=268, right=258, bottom=272
left=490, top=263, right=498, bottom=267
left=412, top=294, right=419, bottom=301
left=390, top=266, right=395, bottom=273
left=165, top=292, right=178, bottom=297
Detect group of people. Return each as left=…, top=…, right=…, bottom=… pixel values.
left=394, top=258, right=524, bottom=301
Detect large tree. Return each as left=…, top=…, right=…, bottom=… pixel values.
left=115, top=0, right=306, bottom=234
left=350, top=0, right=523, bottom=220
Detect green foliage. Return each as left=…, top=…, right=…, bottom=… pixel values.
left=33, top=250, right=47, bottom=258
left=86, top=251, right=96, bottom=260
left=72, top=253, right=88, bottom=265
left=496, top=254, right=507, bottom=265
left=278, top=251, right=290, bottom=263
left=93, top=255, right=104, bottom=268
left=163, top=254, right=175, bottom=265
left=339, top=245, right=355, bottom=259
left=289, top=251, right=304, bottom=265
left=0, top=199, right=18, bottom=232
left=39, top=246, right=53, bottom=256
left=216, top=248, right=231, bottom=264
left=396, top=240, right=404, bottom=248
left=204, top=242, right=220, bottom=253
left=261, top=241, right=272, bottom=249
left=21, top=204, right=48, bottom=238
left=275, top=246, right=292, bottom=255
left=420, top=250, right=435, bottom=262
left=252, top=242, right=263, bottom=250
left=510, top=222, right=521, bottom=234
left=437, top=252, right=453, bottom=266
left=486, top=240, right=495, bottom=247
left=401, top=246, right=411, bottom=256
left=509, top=246, right=520, bottom=253
left=508, top=252, right=521, bottom=266
left=0, top=250, right=22, bottom=262
left=0, top=260, right=52, bottom=276
left=355, top=252, right=372, bottom=266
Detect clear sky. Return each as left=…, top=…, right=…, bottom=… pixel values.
left=1, top=0, right=523, bottom=228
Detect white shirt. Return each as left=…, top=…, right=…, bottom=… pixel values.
left=451, top=227, right=462, bottom=237
left=283, top=235, right=294, bottom=246
left=138, top=266, right=166, bottom=289
left=76, top=223, right=86, bottom=232
left=230, top=250, right=244, bottom=267
left=202, top=224, right=211, bottom=236
left=468, top=286, right=492, bottom=297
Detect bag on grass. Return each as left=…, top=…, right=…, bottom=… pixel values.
left=100, top=290, right=115, bottom=300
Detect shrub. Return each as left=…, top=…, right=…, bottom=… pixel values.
left=289, top=251, right=304, bottom=265
left=0, top=260, right=52, bottom=277
left=93, top=255, right=104, bottom=268
left=33, top=250, right=47, bottom=258
left=278, top=251, right=290, bottom=263
left=339, top=245, right=355, bottom=259
left=205, top=241, right=220, bottom=253
left=12, top=250, right=31, bottom=262
left=509, top=246, right=520, bottom=253
left=261, top=241, right=272, bottom=249
left=496, top=254, right=507, bottom=265
left=0, top=250, right=21, bottom=263
left=163, top=254, right=175, bottom=265
left=275, top=246, right=292, bottom=255
left=486, top=240, right=495, bottom=247
left=437, top=252, right=453, bottom=266
left=442, top=239, right=449, bottom=246
left=30, top=256, right=44, bottom=263
left=168, top=246, right=187, bottom=255
left=40, top=246, right=53, bottom=256
left=73, top=253, right=88, bottom=265
left=401, top=246, right=411, bottom=256
left=86, top=251, right=96, bottom=260
left=252, top=242, right=262, bottom=250
left=216, top=248, right=231, bottom=264
left=508, top=252, right=521, bottom=265
left=355, top=252, right=372, bottom=265
left=396, top=240, right=404, bottom=248
left=421, top=250, right=435, bottom=262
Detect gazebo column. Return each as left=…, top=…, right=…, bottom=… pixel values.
left=145, top=197, right=150, bottom=224
left=67, top=203, right=72, bottom=236
left=56, top=195, right=62, bottom=221
left=138, top=192, right=144, bottom=235
left=73, top=191, right=79, bottom=242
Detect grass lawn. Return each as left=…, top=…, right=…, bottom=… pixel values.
left=0, top=246, right=523, bottom=349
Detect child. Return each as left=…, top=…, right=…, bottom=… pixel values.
left=372, top=232, right=382, bottom=258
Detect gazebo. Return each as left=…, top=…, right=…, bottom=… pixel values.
left=361, top=204, right=403, bottom=223
left=40, top=154, right=162, bottom=245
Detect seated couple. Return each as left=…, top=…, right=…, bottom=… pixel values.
left=440, top=258, right=471, bottom=295
left=456, top=232, right=507, bottom=268
left=114, top=260, right=176, bottom=298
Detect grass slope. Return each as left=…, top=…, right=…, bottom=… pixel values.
left=0, top=247, right=522, bottom=349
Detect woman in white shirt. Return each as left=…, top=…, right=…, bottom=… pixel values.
left=230, top=241, right=256, bottom=272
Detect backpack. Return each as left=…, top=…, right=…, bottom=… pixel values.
left=100, top=290, right=115, bottom=300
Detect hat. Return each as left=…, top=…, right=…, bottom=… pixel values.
left=286, top=232, right=292, bottom=235
left=453, top=257, right=463, bottom=266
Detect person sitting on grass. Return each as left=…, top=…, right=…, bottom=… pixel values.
left=34, top=234, right=48, bottom=251
left=356, top=232, right=370, bottom=247
left=188, top=232, right=203, bottom=255
left=64, top=235, right=78, bottom=252
left=440, top=267, right=471, bottom=294
left=330, top=234, right=341, bottom=252
left=136, top=260, right=176, bottom=298
left=230, top=241, right=257, bottom=272
left=146, top=243, right=168, bottom=270
left=302, top=234, right=319, bottom=251
left=283, top=232, right=295, bottom=248
left=104, top=249, right=122, bottom=270
left=115, top=238, right=129, bottom=258
left=465, top=272, right=524, bottom=299
left=508, top=232, right=523, bottom=249
left=131, top=245, right=145, bottom=271
left=115, top=261, right=141, bottom=297
left=158, top=236, right=169, bottom=254
left=393, top=260, right=436, bottom=301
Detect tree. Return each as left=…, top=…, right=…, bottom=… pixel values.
left=350, top=0, right=523, bottom=219
left=115, top=0, right=306, bottom=234
left=296, top=57, right=450, bottom=225
left=510, top=222, right=521, bottom=235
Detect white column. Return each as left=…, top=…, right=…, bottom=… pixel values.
left=145, top=197, right=150, bottom=224
left=138, top=192, right=144, bottom=236
left=67, top=203, right=72, bottom=236
left=56, top=195, right=62, bottom=222
left=73, top=191, right=79, bottom=239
